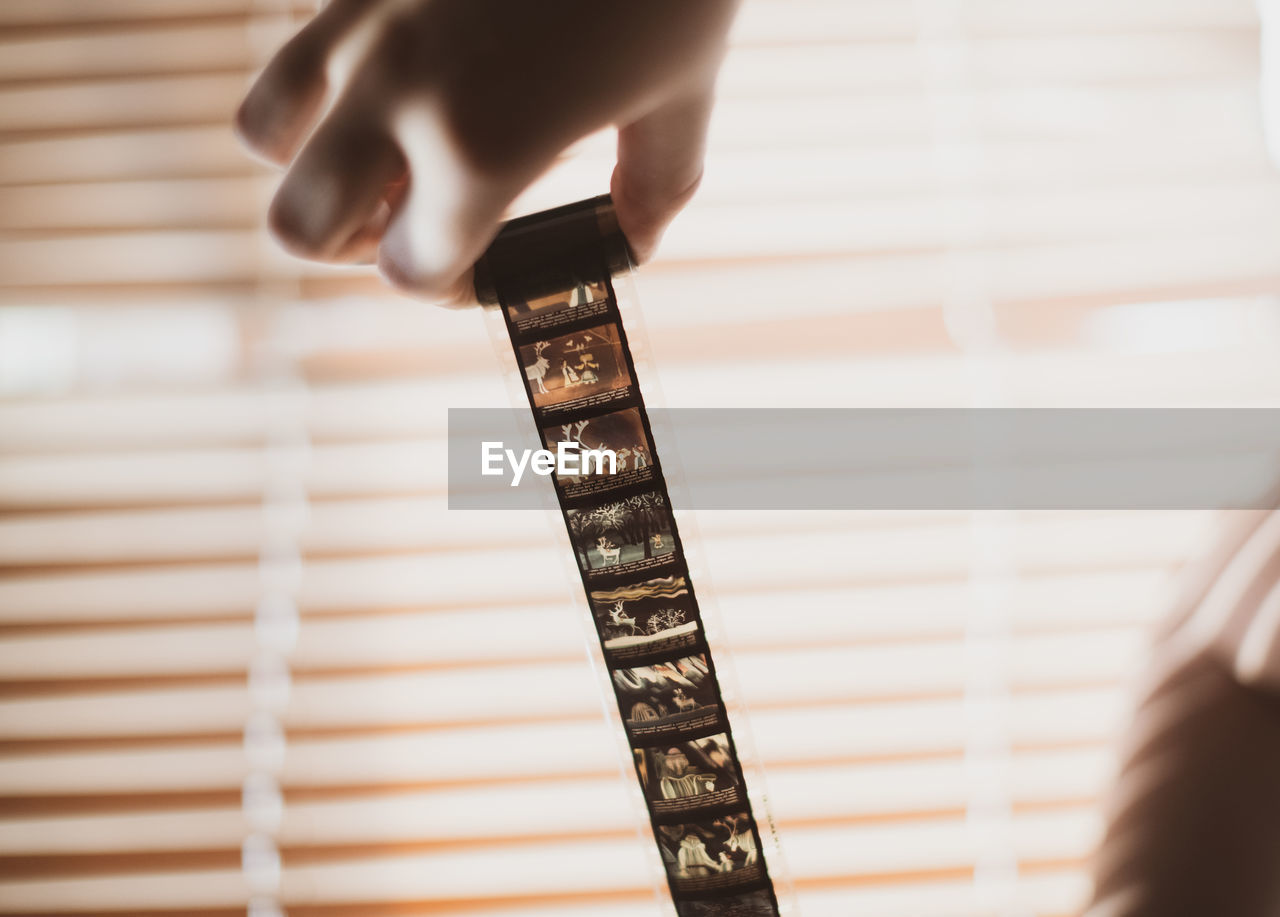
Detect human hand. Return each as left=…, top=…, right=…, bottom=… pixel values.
left=236, top=0, right=739, bottom=304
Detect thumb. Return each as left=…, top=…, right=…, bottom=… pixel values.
left=611, top=86, right=716, bottom=264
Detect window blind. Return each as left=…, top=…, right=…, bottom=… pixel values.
left=3, top=1, right=1280, bottom=915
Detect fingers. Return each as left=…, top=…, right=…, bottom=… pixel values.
left=378, top=84, right=716, bottom=302
left=268, top=96, right=405, bottom=261
left=376, top=88, right=591, bottom=304
left=375, top=105, right=534, bottom=305
left=235, top=0, right=370, bottom=165
left=611, top=85, right=716, bottom=264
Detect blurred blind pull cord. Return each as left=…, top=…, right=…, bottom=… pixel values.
left=244, top=4, right=304, bottom=905
left=241, top=352, right=309, bottom=917
left=474, top=196, right=787, bottom=917
left=1263, top=0, right=1280, bottom=168
left=912, top=1, right=1022, bottom=913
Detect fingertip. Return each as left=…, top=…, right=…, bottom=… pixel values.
left=266, top=109, right=405, bottom=262
left=326, top=199, right=392, bottom=263
left=374, top=191, right=473, bottom=303
left=610, top=164, right=701, bottom=265
left=375, top=246, right=476, bottom=307
left=267, top=170, right=354, bottom=261
left=267, top=189, right=331, bottom=260
left=234, top=93, right=288, bottom=166
left=442, top=267, right=480, bottom=309
left=619, top=221, right=660, bottom=266
left=626, top=235, right=659, bottom=266
left=236, top=43, right=329, bottom=166
left=374, top=245, right=413, bottom=291
left=611, top=86, right=714, bottom=264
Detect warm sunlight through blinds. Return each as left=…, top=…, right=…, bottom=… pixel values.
left=3, top=1, right=1280, bottom=916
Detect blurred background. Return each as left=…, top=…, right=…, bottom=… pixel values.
left=3, top=1, right=1280, bottom=915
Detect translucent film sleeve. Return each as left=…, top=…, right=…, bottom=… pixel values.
left=474, top=195, right=787, bottom=917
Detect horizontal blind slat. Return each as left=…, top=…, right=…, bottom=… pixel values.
left=0, top=689, right=1132, bottom=796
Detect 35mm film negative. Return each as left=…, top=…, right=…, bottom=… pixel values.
left=475, top=196, right=783, bottom=917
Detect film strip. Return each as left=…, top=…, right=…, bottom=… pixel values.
left=475, top=196, right=782, bottom=917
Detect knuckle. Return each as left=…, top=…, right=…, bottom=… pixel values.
left=436, top=99, right=524, bottom=179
